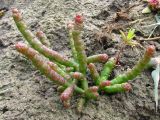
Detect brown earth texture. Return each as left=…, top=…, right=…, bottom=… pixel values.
left=0, top=0, right=160, bottom=120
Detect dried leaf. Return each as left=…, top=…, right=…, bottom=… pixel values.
left=142, top=6, right=151, bottom=14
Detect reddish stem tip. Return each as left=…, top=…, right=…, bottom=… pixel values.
left=100, top=80, right=111, bottom=87
left=15, top=42, right=26, bottom=50
left=36, top=31, right=44, bottom=38
left=88, top=63, right=94, bottom=69
left=60, top=93, right=69, bottom=101
left=146, top=45, right=155, bottom=56
left=15, top=42, right=28, bottom=54
left=99, top=54, right=109, bottom=63
left=123, top=83, right=132, bottom=91
left=73, top=72, right=81, bottom=79
left=89, top=86, right=99, bottom=92
left=60, top=85, right=74, bottom=101
left=12, top=8, right=22, bottom=20
left=74, top=15, right=84, bottom=24
left=11, top=8, right=19, bottom=14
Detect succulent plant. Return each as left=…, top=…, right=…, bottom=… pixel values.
left=12, top=8, right=155, bottom=112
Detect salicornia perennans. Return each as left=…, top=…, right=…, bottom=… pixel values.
left=12, top=8, right=155, bottom=112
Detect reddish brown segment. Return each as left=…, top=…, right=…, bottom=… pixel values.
left=60, top=85, right=75, bottom=101
left=36, top=31, right=45, bottom=38
left=99, top=54, right=109, bottom=63
left=123, top=83, right=132, bottom=91
left=12, top=8, right=22, bottom=21
left=89, top=86, right=99, bottom=92
left=100, top=80, right=111, bottom=87
left=72, top=72, right=84, bottom=80
left=146, top=45, right=155, bottom=56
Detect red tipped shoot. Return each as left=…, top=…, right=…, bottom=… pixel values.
left=12, top=8, right=22, bottom=21
left=60, top=85, right=75, bottom=101
left=123, top=83, right=132, bottom=91
left=11, top=8, right=19, bottom=14
left=15, top=42, right=28, bottom=53
left=72, top=72, right=84, bottom=80
left=100, top=80, right=111, bottom=87
left=88, top=63, right=94, bottom=69
left=36, top=31, right=44, bottom=38
left=99, top=54, right=109, bottom=63
left=74, top=15, right=84, bottom=24
left=73, top=72, right=81, bottom=79
left=146, top=45, right=155, bottom=56
left=89, top=86, right=99, bottom=92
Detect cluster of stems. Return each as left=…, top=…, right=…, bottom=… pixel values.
left=12, top=8, right=155, bottom=112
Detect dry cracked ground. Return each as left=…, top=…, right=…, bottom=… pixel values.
left=0, top=0, right=160, bottom=120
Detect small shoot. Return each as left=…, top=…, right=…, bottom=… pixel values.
left=120, top=29, right=139, bottom=47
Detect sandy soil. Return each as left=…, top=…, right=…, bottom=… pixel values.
left=0, top=0, right=160, bottom=120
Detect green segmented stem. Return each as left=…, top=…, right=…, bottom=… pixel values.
left=68, top=29, right=77, bottom=61
left=16, top=43, right=66, bottom=85
left=111, top=45, right=155, bottom=85
left=12, top=11, right=77, bottom=68
left=102, top=83, right=131, bottom=93
left=77, top=98, right=85, bottom=113
left=36, top=31, right=50, bottom=47
left=48, top=61, right=70, bottom=80
left=41, top=46, right=78, bottom=68
left=87, top=54, right=108, bottom=64
left=88, top=63, right=99, bottom=84
left=98, top=58, right=116, bottom=85
left=72, top=30, right=87, bottom=74
left=72, top=30, right=88, bottom=90
left=57, top=86, right=66, bottom=92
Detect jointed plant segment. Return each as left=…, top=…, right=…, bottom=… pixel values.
left=12, top=8, right=155, bottom=111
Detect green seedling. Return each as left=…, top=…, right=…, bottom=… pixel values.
left=120, top=29, right=139, bottom=47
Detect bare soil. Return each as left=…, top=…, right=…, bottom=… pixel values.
left=0, top=0, right=160, bottom=120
